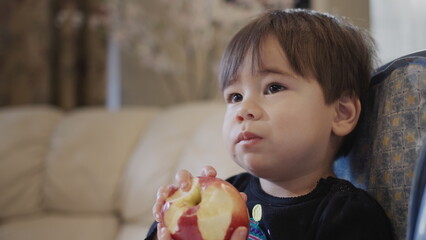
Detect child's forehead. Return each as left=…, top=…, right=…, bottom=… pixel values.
left=225, top=57, right=310, bottom=88
left=222, top=48, right=315, bottom=92
left=236, top=37, right=299, bottom=77
left=219, top=22, right=318, bottom=91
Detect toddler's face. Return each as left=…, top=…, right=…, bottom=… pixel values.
left=222, top=35, right=337, bottom=181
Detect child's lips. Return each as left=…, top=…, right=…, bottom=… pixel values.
left=235, top=131, right=263, bottom=146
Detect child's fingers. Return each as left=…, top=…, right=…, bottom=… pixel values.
left=157, top=223, right=172, bottom=240
left=153, top=169, right=194, bottom=222
left=152, top=200, right=164, bottom=223
left=175, top=169, right=193, bottom=191
left=154, top=167, right=217, bottom=225
left=153, top=185, right=176, bottom=222
left=201, top=165, right=217, bottom=178
left=230, top=226, right=248, bottom=240
left=240, top=192, right=247, bottom=202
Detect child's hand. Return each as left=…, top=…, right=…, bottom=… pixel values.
left=152, top=166, right=218, bottom=239
left=156, top=225, right=247, bottom=240
left=230, top=227, right=249, bottom=240
left=156, top=224, right=247, bottom=240
left=152, top=166, right=248, bottom=240
left=152, top=166, right=217, bottom=221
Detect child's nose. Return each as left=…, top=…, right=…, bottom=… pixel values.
left=236, top=101, right=262, bottom=122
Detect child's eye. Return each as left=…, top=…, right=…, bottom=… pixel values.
left=266, top=83, right=286, bottom=94
left=227, top=93, right=243, bottom=103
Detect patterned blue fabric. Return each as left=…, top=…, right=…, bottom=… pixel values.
left=248, top=219, right=268, bottom=240
left=333, top=50, right=426, bottom=240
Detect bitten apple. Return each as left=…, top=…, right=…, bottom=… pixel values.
left=161, top=176, right=249, bottom=240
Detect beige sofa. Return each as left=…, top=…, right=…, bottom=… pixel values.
left=0, top=101, right=244, bottom=240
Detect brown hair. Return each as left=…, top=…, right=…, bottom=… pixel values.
left=218, top=9, right=377, bottom=157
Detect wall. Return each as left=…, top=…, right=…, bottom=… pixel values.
left=370, top=0, right=426, bottom=65
left=312, top=0, right=370, bottom=31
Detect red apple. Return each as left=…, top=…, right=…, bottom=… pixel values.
left=161, top=176, right=249, bottom=240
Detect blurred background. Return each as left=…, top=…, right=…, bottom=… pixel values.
left=0, top=0, right=425, bottom=110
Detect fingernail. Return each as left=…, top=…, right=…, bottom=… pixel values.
left=203, top=169, right=212, bottom=176
left=180, top=182, right=189, bottom=189
left=160, top=227, right=168, bottom=237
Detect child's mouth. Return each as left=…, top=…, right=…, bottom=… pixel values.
left=236, top=131, right=263, bottom=146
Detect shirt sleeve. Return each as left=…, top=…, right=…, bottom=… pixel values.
left=144, top=221, right=158, bottom=240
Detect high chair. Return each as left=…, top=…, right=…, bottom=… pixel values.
left=333, top=50, right=426, bottom=240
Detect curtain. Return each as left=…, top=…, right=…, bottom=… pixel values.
left=0, top=0, right=51, bottom=106
left=0, top=0, right=108, bottom=110
left=111, top=0, right=304, bottom=107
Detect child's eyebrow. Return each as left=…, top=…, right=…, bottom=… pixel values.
left=257, top=67, right=293, bottom=77
left=224, top=77, right=239, bottom=89
left=223, top=66, right=296, bottom=90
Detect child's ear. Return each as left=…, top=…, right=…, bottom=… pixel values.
left=332, top=94, right=361, bottom=137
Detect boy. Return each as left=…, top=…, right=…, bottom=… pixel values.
left=148, top=9, right=394, bottom=240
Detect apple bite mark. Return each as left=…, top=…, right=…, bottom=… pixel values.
left=197, top=179, right=234, bottom=240
left=162, top=177, right=249, bottom=240
left=162, top=178, right=202, bottom=235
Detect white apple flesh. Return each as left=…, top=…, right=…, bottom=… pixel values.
left=162, top=176, right=249, bottom=240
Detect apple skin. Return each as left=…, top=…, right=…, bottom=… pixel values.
left=161, top=176, right=249, bottom=240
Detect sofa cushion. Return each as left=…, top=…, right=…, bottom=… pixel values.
left=44, top=108, right=159, bottom=213
left=120, top=101, right=243, bottom=225
left=176, top=105, right=243, bottom=178
left=0, top=106, right=62, bottom=219
left=0, top=214, right=118, bottom=240
left=117, top=222, right=150, bottom=240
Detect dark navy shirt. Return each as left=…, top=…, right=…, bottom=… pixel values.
left=145, top=173, right=394, bottom=240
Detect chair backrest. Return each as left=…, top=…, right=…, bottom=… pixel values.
left=408, top=140, right=426, bottom=240
left=333, top=50, right=426, bottom=240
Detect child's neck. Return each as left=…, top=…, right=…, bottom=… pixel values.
left=259, top=168, right=335, bottom=198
